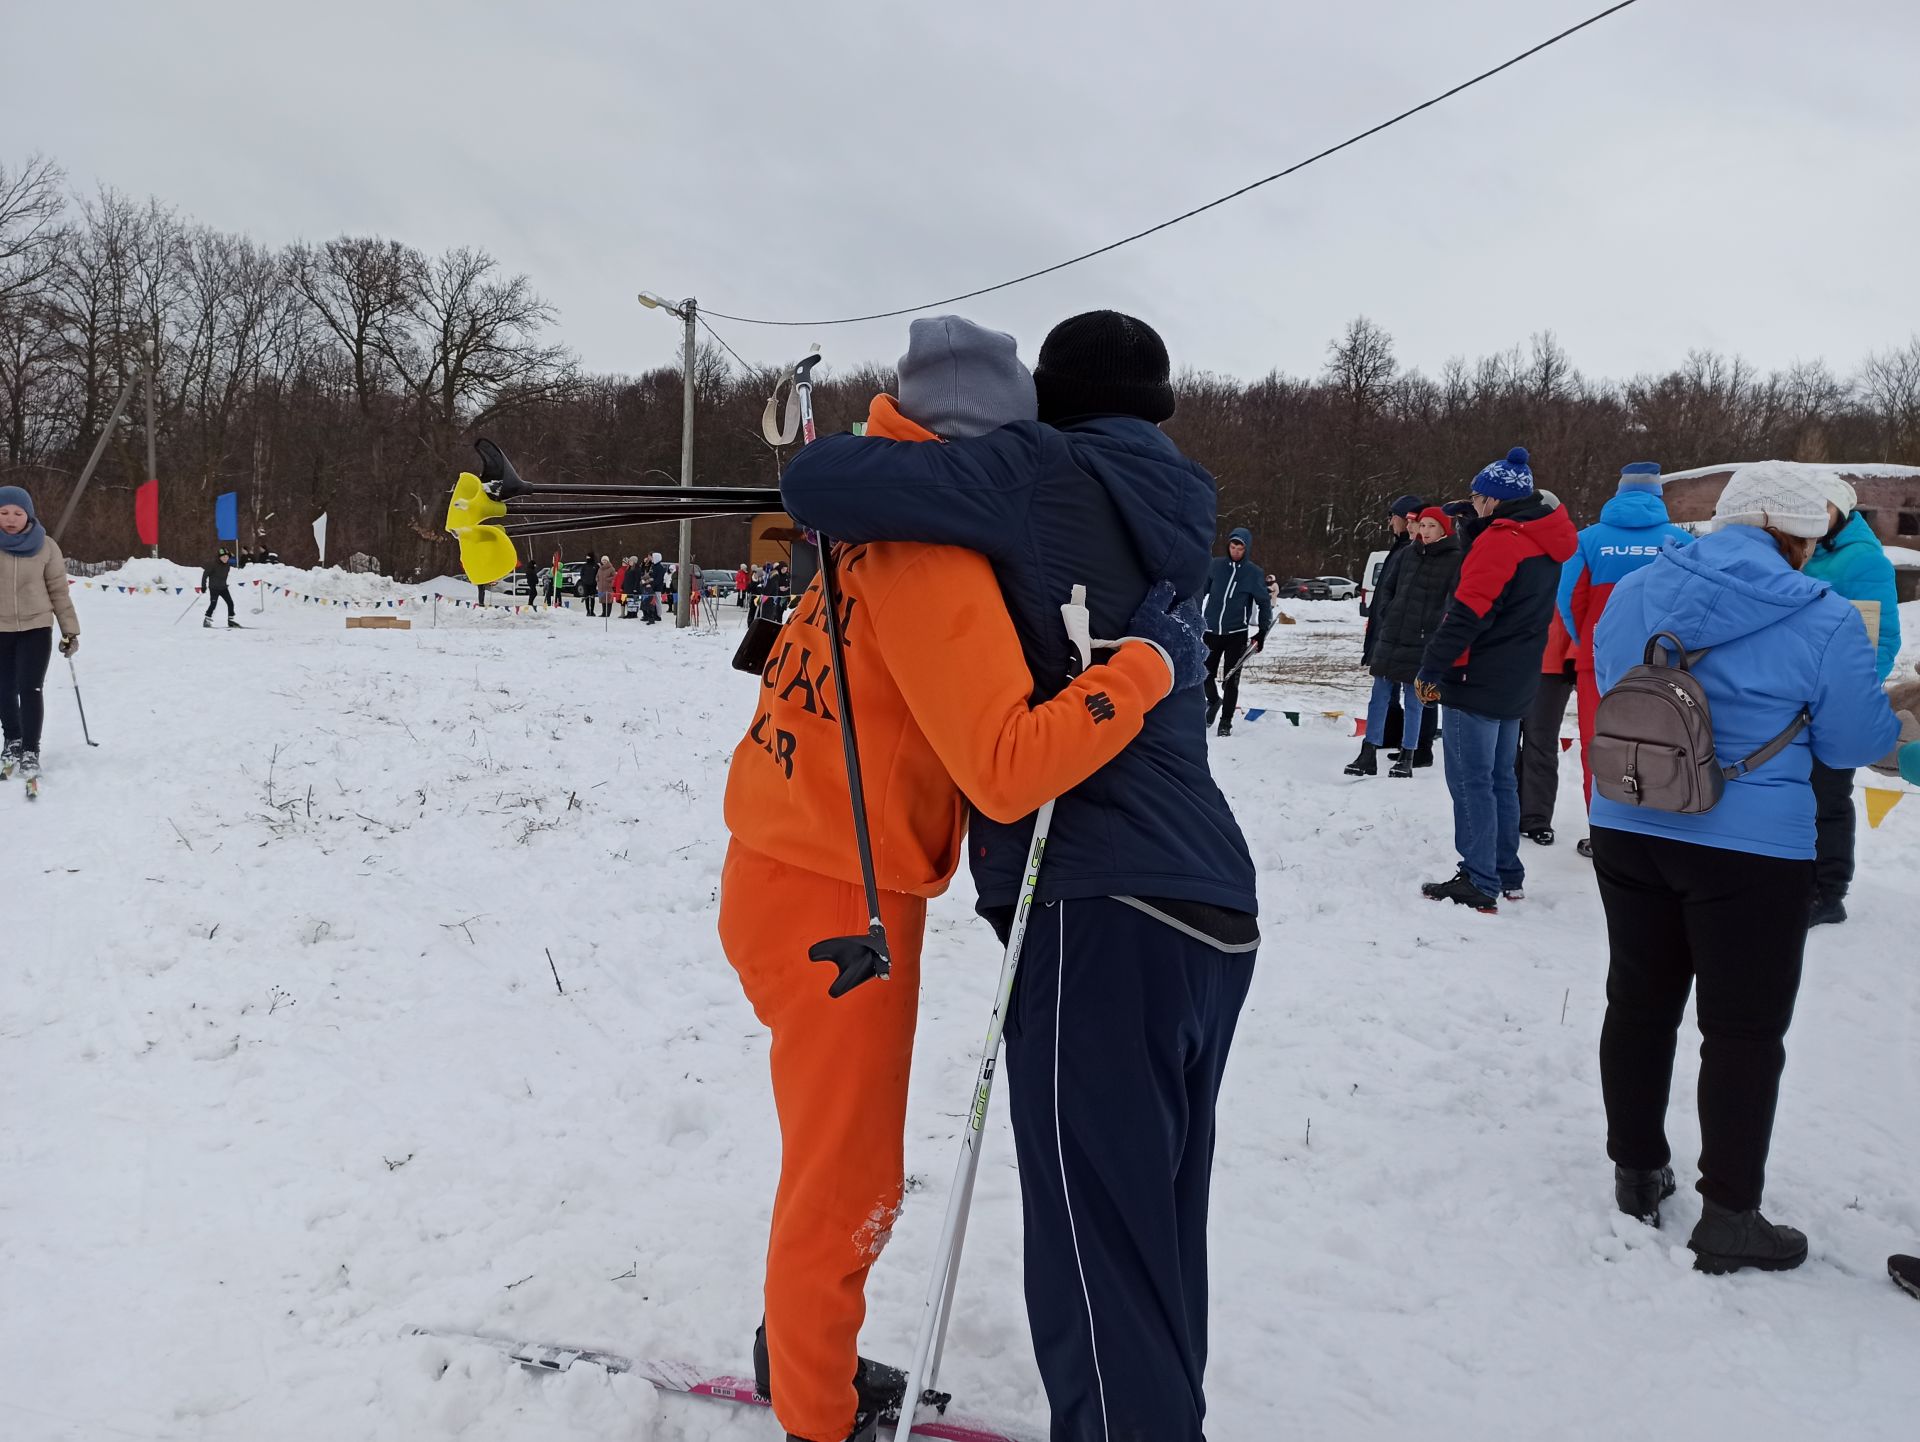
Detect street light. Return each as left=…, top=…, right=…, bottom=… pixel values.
left=637, top=291, right=698, bottom=627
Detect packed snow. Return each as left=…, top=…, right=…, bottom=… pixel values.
left=4, top=576, right=1917, bottom=1442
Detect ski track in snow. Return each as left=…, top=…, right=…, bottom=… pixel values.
left=3, top=571, right=1917, bottom=1441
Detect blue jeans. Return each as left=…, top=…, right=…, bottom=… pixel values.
left=1442, top=707, right=1523, bottom=897
left=1364, top=675, right=1423, bottom=749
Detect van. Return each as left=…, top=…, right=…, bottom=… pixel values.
left=1357, top=549, right=1390, bottom=616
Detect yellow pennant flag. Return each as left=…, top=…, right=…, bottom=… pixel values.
left=1863, top=788, right=1903, bottom=829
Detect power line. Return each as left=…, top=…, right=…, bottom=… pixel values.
left=695, top=312, right=760, bottom=376
left=704, top=0, right=1646, bottom=328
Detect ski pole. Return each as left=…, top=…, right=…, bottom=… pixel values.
left=783, top=352, right=891, bottom=997
left=67, top=657, right=100, bottom=747
left=896, top=798, right=1056, bottom=1442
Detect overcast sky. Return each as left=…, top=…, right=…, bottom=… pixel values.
left=6, top=0, right=1917, bottom=386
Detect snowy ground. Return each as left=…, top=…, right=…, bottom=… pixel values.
left=4, top=573, right=1917, bottom=1442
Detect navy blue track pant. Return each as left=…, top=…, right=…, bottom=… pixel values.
left=1002, top=897, right=1254, bottom=1442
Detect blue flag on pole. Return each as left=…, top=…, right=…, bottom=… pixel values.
left=215, top=492, right=239, bottom=541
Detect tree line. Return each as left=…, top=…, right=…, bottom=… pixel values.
left=5, top=154, right=1918, bottom=582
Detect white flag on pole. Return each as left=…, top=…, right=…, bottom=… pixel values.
left=313, top=513, right=328, bottom=565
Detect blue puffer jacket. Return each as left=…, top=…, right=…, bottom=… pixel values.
left=1804, top=509, right=1902, bottom=680
left=1556, top=489, right=1693, bottom=661
left=1201, top=527, right=1272, bottom=637
left=1591, top=525, right=1901, bottom=860
left=782, top=417, right=1258, bottom=916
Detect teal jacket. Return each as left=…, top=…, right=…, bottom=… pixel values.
left=1804, top=510, right=1901, bottom=680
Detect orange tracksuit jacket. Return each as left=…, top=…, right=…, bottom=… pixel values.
left=718, top=394, right=1172, bottom=1442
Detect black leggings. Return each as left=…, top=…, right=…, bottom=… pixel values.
left=206, top=584, right=234, bottom=618
left=0, top=627, right=54, bottom=751
left=1593, top=827, right=1814, bottom=1211
left=1204, top=631, right=1250, bottom=718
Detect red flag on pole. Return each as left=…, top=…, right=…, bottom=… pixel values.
left=135, top=479, right=160, bottom=547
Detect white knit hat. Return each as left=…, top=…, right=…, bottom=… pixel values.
left=1714, top=461, right=1832, bottom=539
left=1817, top=470, right=1858, bottom=514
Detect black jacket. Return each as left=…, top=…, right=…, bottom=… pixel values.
left=202, top=557, right=232, bottom=592
left=1361, top=531, right=1413, bottom=666
left=1369, top=536, right=1462, bottom=683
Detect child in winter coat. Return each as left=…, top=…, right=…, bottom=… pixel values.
left=722, top=317, right=1196, bottom=1442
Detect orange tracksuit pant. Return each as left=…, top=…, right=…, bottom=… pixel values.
left=719, top=839, right=928, bottom=1442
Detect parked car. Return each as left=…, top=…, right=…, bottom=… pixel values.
left=1318, top=575, right=1360, bottom=600
left=1281, top=576, right=1333, bottom=600
left=699, top=567, right=735, bottom=597
left=1357, top=549, right=1390, bottom=616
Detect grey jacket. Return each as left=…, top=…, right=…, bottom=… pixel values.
left=1, top=536, right=80, bottom=636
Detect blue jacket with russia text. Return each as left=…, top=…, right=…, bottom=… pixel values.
left=781, top=416, right=1258, bottom=917
left=1556, top=489, right=1693, bottom=666
left=1591, top=525, right=1900, bottom=859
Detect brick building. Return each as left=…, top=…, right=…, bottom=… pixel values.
left=1659, top=462, right=1920, bottom=600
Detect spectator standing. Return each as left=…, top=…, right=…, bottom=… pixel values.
left=1586, top=462, right=1899, bottom=1269
left=1415, top=448, right=1577, bottom=911
left=736, top=562, right=750, bottom=606
left=1558, top=461, right=1692, bottom=836
left=1347, top=507, right=1460, bottom=778
left=1200, top=526, right=1272, bottom=736
left=1803, top=474, right=1903, bottom=925
left=594, top=556, right=614, bottom=617
left=1517, top=609, right=1576, bottom=844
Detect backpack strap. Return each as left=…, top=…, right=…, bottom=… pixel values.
left=1722, top=709, right=1811, bottom=780
left=1643, top=632, right=1710, bottom=669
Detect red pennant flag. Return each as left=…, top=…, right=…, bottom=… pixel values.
left=1560, top=737, right=1574, bottom=752
left=1353, top=718, right=1367, bottom=737
left=134, top=479, right=160, bottom=547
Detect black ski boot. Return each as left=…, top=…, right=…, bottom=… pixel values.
left=754, top=1321, right=941, bottom=1424
left=1614, top=1164, right=1677, bottom=1227
left=1890, top=1254, right=1920, bottom=1300
left=1388, top=751, right=1414, bottom=779
left=1344, top=742, right=1378, bottom=777
left=1421, top=871, right=1497, bottom=912
left=203, top=616, right=213, bottom=628
left=1688, top=1198, right=1808, bottom=1274
left=1216, top=715, right=1232, bottom=737
left=1808, top=892, right=1847, bottom=926
left=787, top=1413, right=877, bottom=1442
left=228, top=617, right=244, bottom=629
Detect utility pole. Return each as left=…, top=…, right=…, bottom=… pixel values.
left=145, top=354, right=159, bottom=559
left=639, top=290, right=699, bottom=628
left=676, top=298, right=697, bottom=628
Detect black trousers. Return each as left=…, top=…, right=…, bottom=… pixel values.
left=205, top=584, right=234, bottom=618
left=1005, top=898, right=1254, bottom=1442
left=1809, top=760, right=1856, bottom=899
left=1517, top=670, right=1574, bottom=830
left=0, top=626, right=54, bottom=751
left=1593, top=827, right=1815, bottom=1211
left=1203, top=632, right=1249, bottom=720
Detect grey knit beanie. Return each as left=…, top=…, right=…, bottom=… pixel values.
left=896, top=316, right=1037, bottom=438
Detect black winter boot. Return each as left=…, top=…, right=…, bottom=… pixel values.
left=1891, top=1255, right=1920, bottom=1300
left=1688, top=1198, right=1808, bottom=1274
left=1344, top=742, right=1378, bottom=777
left=1421, top=871, right=1497, bottom=912
left=1388, top=751, right=1414, bottom=779
left=1614, top=1164, right=1677, bottom=1227
left=755, top=1322, right=939, bottom=1424
left=1411, top=745, right=1435, bottom=768
left=1216, top=715, right=1232, bottom=737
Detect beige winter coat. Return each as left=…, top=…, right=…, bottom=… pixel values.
left=0, top=536, right=81, bottom=636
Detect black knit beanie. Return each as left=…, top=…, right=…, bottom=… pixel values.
left=1033, top=310, right=1177, bottom=424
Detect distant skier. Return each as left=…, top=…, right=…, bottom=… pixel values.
left=202, top=547, right=240, bottom=628
left=0, top=485, right=81, bottom=790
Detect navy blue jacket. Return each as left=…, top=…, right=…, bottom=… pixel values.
left=1418, top=492, right=1579, bottom=720
left=1201, top=527, right=1273, bottom=638
left=781, top=417, right=1258, bottom=917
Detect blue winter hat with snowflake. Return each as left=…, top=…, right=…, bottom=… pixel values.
left=1617, top=461, right=1663, bottom=494
left=1471, top=447, right=1534, bottom=500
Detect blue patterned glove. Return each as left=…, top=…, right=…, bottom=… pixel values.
left=1121, top=581, right=1208, bottom=694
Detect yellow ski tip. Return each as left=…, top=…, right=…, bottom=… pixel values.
left=458, top=524, right=519, bottom=587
